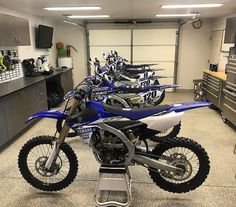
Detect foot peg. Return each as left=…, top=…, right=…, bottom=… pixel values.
left=94, top=165, right=132, bottom=207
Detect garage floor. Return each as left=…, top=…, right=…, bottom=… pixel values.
left=0, top=91, right=236, bottom=207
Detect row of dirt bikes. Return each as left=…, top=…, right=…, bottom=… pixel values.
left=18, top=51, right=210, bottom=195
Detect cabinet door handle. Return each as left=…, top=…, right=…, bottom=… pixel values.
left=227, top=69, right=236, bottom=74
left=18, top=35, right=21, bottom=43
left=14, top=36, right=18, bottom=43
left=224, top=103, right=236, bottom=113
left=223, top=89, right=236, bottom=97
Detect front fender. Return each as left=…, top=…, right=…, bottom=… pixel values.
left=26, top=110, right=67, bottom=123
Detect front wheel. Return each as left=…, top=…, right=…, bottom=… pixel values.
left=149, top=137, right=210, bottom=193
left=18, top=136, right=78, bottom=191
left=153, top=79, right=165, bottom=105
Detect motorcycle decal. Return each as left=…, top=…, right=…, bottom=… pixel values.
left=80, top=132, right=93, bottom=144
left=140, top=79, right=151, bottom=86
left=142, top=90, right=162, bottom=102
left=76, top=127, right=98, bottom=134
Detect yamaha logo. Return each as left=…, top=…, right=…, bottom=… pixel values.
left=77, top=127, right=96, bottom=134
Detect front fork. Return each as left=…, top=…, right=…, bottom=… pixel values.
left=45, top=98, right=80, bottom=170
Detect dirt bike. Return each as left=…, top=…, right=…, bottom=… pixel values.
left=57, top=76, right=181, bottom=140
left=18, top=85, right=210, bottom=194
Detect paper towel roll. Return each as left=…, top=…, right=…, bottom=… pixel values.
left=58, top=57, right=73, bottom=68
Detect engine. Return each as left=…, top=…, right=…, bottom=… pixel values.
left=90, top=131, right=128, bottom=165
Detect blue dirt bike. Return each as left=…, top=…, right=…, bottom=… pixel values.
left=56, top=77, right=181, bottom=140
left=18, top=85, right=210, bottom=194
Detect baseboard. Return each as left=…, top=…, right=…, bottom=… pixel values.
left=176, top=89, right=194, bottom=93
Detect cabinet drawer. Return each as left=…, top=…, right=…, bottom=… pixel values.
left=203, top=87, right=219, bottom=106
left=0, top=101, right=8, bottom=146
left=226, top=82, right=236, bottom=93
left=228, top=62, right=236, bottom=70
left=208, top=75, right=220, bottom=84
left=228, top=57, right=236, bottom=64
left=207, top=78, right=220, bottom=87
left=227, top=69, right=236, bottom=83
left=223, top=89, right=236, bottom=125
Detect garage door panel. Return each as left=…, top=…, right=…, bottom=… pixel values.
left=90, top=46, right=131, bottom=61
left=89, top=27, right=177, bottom=92
left=133, top=46, right=176, bottom=62
left=89, top=30, right=131, bottom=46
left=158, top=78, right=174, bottom=92
left=133, top=29, right=177, bottom=45
left=133, top=61, right=175, bottom=77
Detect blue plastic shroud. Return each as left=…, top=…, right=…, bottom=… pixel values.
left=26, top=110, right=66, bottom=123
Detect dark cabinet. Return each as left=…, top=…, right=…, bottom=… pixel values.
left=14, top=16, right=31, bottom=46
left=0, top=13, right=30, bottom=46
left=23, top=81, right=47, bottom=120
left=0, top=69, right=73, bottom=147
left=3, top=91, right=26, bottom=138
left=60, top=70, right=73, bottom=94
left=0, top=81, right=47, bottom=146
left=0, top=14, right=17, bottom=46
left=0, top=101, right=8, bottom=146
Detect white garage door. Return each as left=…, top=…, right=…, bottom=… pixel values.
left=89, top=28, right=177, bottom=88
left=133, top=29, right=177, bottom=86
left=89, top=29, right=131, bottom=65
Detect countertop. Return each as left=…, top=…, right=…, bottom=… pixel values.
left=203, top=70, right=227, bottom=81
left=0, top=68, right=72, bottom=98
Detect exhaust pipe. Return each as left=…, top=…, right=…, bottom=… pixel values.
left=133, top=154, right=181, bottom=173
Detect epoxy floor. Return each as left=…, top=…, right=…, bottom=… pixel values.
left=0, top=92, right=236, bottom=207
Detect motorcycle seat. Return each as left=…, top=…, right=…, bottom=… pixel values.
left=104, top=104, right=171, bottom=120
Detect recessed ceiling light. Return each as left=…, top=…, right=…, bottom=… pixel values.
left=161, top=4, right=224, bottom=9
left=156, top=14, right=199, bottom=17
left=44, top=7, right=101, bottom=11
left=68, top=15, right=110, bottom=19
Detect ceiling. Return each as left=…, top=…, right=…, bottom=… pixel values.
left=1, top=0, right=236, bottom=20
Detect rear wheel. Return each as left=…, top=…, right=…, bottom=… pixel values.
left=18, top=136, right=78, bottom=191
left=148, top=137, right=210, bottom=193
left=47, top=84, right=64, bottom=108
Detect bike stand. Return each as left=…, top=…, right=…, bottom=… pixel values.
left=94, top=165, right=132, bottom=207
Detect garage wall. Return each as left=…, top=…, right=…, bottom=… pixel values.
left=209, top=14, right=236, bottom=72
left=54, top=22, right=87, bottom=85
left=177, top=19, right=212, bottom=89
left=0, top=6, right=57, bottom=76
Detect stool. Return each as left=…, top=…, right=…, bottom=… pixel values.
left=94, top=165, right=132, bottom=207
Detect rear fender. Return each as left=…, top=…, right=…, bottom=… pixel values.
left=26, top=110, right=67, bottom=123
left=170, top=102, right=211, bottom=112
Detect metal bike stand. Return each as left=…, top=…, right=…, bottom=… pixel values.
left=94, top=165, right=132, bottom=207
